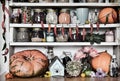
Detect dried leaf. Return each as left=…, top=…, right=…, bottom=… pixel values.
left=54, top=25, right=57, bottom=36
left=2, top=42, right=6, bottom=51
left=4, top=56, right=7, bottom=63
left=2, top=32, right=5, bottom=40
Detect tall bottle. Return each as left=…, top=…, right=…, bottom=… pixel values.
left=109, top=55, right=119, bottom=77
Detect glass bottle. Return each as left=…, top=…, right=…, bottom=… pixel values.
left=46, top=29, right=54, bottom=42
left=31, top=28, right=44, bottom=42
left=46, top=9, right=57, bottom=24
left=33, top=9, right=46, bottom=23
left=59, top=9, right=70, bottom=24
left=17, top=28, right=29, bottom=42
left=109, top=55, right=119, bottom=77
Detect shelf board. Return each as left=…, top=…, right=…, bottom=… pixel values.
left=10, top=42, right=118, bottom=46
left=10, top=23, right=120, bottom=28
left=9, top=3, right=119, bottom=7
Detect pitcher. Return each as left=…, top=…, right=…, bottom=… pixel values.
left=76, top=8, right=89, bottom=24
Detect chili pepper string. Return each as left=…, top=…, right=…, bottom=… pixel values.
left=1, top=0, right=9, bottom=63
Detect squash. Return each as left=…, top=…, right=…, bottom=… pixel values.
left=91, top=51, right=111, bottom=73
left=10, top=50, right=48, bottom=77
left=98, top=8, right=117, bottom=24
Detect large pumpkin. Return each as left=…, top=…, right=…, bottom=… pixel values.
left=10, top=50, right=48, bottom=77
left=91, top=51, right=111, bottom=73
left=98, top=8, right=117, bottom=24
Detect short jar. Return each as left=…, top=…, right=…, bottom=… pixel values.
left=105, top=30, right=114, bottom=42
left=46, top=30, right=54, bottom=42
left=31, top=28, right=44, bottom=42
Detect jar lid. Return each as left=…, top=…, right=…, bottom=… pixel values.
left=60, top=8, right=69, bottom=13
left=34, top=9, right=42, bottom=12
left=19, top=28, right=28, bottom=31
left=33, top=28, right=41, bottom=31
left=47, top=9, right=55, bottom=12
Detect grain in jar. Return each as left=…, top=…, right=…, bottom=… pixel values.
left=59, top=9, right=70, bottom=24
left=46, top=9, right=57, bottom=24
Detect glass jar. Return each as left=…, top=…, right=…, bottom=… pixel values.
left=11, top=8, right=21, bottom=23
left=31, top=28, right=44, bottom=42
left=33, top=9, right=46, bottom=23
left=22, top=7, right=31, bottom=24
left=46, top=30, right=54, bottom=42
left=105, top=30, right=114, bottom=42
left=46, top=9, right=57, bottom=24
left=17, top=28, right=29, bottom=42
left=59, top=9, right=70, bottom=24
left=56, top=28, right=68, bottom=42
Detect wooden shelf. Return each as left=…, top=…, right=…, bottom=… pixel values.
left=10, top=23, right=120, bottom=28
left=9, top=2, right=119, bottom=7
left=9, top=42, right=118, bottom=46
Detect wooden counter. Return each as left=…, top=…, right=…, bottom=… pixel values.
left=5, top=77, right=120, bottom=81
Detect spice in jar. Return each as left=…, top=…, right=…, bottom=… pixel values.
left=17, top=28, right=29, bottom=42
left=105, top=30, right=114, bottom=42
left=31, top=28, right=44, bottom=42
left=33, top=9, right=46, bottom=23
left=11, top=8, right=22, bottom=23
left=46, top=9, right=57, bottom=24
left=59, top=9, right=71, bottom=24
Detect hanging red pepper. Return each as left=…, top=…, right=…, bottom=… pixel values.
left=62, top=26, right=64, bottom=36
left=54, top=25, right=57, bottom=36
left=2, top=48, right=9, bottom=56
left=48, top=24, right=51, bottom=33
left=5, top=6, right=10, bottom=16
left=90, top=23, right=93, bottom=34
left=96, top=22, right=100, bottom=31
left=69, top=28, right=72, bottom=40
left=2, top=4, right=5, bottom=12
left=82, top=28, right=86, bottom=41
left=41, top=21, right=44, bottom=29
left=76, top=25, right=79, bottom=39
left=23, top=12, right=26, bottom=23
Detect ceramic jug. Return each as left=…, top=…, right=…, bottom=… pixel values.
left=76, top=8, right=89, bottom=24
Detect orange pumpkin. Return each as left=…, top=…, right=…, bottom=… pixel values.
left=98, top=8, right=117, bottom=24
left=10, top=50, right=48, bottom=77
left=91, top=51, right=111, bottom=73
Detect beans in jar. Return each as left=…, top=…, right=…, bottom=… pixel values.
left=59, top=9, right=71, bottom=24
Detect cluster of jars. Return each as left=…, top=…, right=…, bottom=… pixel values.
left=16, top=27, right=82, bottom=42
left=11, top=8, right=76, bottom=24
